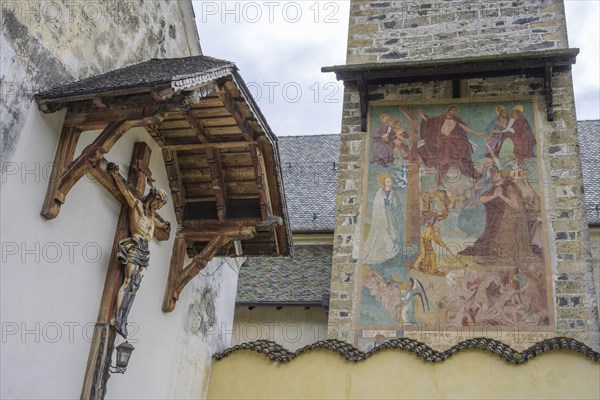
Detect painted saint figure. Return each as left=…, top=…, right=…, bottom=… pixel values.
left=459, top=166, right=531, bottom=263
left=371, top=113, right=409, bottom=167
left=483, top=105, right=509, bottom=158
left=108, top=162, right=170, bottom=338
left=503, top=105, right=536, bottom=165
left=413, top=213, right=447, bottom=275
left=417, top=105, right=486, bottom=183
left=363, top=173, right=404, bottom=265
left=401, top=278, right=429, bottom=325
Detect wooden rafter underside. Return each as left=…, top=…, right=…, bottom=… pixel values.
left=39, top=72, right=290, bottom=313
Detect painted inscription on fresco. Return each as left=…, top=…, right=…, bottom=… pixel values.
left=357, top=100, right=553, bottom=349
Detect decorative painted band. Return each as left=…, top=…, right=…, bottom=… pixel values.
left=213, top=337, right=600, bottom=365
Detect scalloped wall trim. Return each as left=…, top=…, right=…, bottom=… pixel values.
left=213, top=337, right=600, bottom=364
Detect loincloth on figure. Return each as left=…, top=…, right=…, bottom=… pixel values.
left=117, top=237, right=150, bottom=268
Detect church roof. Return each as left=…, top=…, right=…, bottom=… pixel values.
left=235, top=134, right=338, bottom=305
left=578, top=120, right=600, bottom=226
left=279, top=134, right=340, bottom=232
left=236, top=244, right=332, bottom=305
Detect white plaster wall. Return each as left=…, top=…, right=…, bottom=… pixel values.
left=0, top=104, right=239, bottom=399
left=232, top=306, right=329, bottom=351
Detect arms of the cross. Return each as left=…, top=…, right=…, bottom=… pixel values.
left=107, top=162, right=138, bottom=209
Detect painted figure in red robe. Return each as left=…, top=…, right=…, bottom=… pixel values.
left=417, top=105, right=485, bottom=183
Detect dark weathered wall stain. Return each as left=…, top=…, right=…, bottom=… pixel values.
left=0, top=0, right=200, bottom=161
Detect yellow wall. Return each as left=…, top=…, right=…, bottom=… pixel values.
left=208, top=349, right=599, bottom=400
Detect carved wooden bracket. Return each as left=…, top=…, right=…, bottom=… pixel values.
left=162, top=235, right=230, bottom=313
left=323, top=49, right=579, bottom=126
left=41, top=114, right=170, bottom=240
left=357, top=76, right=369, bottom=132
left=162, top=225, right=256, bottom=313
left=544, top=63, right=554, bottom=121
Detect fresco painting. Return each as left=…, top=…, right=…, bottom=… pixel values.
left=357, top=100, right=554, bottom=349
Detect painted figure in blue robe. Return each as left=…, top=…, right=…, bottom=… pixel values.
left=483, top=104, right=509, bottom=158
left=363, top=172, right=405, bottom=265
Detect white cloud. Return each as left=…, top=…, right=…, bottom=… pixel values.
left=193, top=0, right=599, bottom=136
left=564, top=0, right=600, bottom=120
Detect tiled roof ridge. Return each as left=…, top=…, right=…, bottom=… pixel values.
left=213, top=337, right=600, bottom=364
left=35, top=55, right=234, bottom=99
left=149, top=54, right=231, bottom=63
left=279, top=133, right=341, bottom=138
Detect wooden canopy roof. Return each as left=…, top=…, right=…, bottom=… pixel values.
left=35, top=56, right=292, bottom=309
left=322, top=48, right=579, bottom=128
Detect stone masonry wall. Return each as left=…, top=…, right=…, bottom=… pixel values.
left=328, top=0, right=599, bottom=351
left=347, top=0, right=568, bottom=64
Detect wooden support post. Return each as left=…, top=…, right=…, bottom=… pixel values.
left=162, top=235, right=233, bottom=313
left=256, top=135, right=289, bottom=256
left=249, top=144, right=269, bottom=221
left=162, top=150, right=186, bottom=225
left=42, top=120, right=133, bottom=219
left=86, top=157, right=169, bottom=241
left=41, top=126, right=81, bottom=219
left=207, top=148, right=228, bottom=221
left=42, top=112, right=166, bottom=220
left=357, top=76, right=369, bottom=132
left=544, top=63, right=555, bottom=121
left=162, top=235, right=187, bottom=312
left=81, top=142, right=152, bottom=400
left=452, top=79, right=461, bottom=99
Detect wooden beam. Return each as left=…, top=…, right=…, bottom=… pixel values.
left=184, top=181, right=257, bottom=197
left=357, top=76, right=368, bottom=132
left=162, top=235, right=187, bottom=313
left=257, top=135, right=290, bottom=256
left=163, top=235, right=232, bottom=313
left=41, top=126, right=81, bottom=220
left=145, top=123, right=166, bottom=147
left=63, top=101, right=172, bottom=128
left=544, top=62, right=555, bottom=121
left=88, top=157, right=170, bottom=241
left=207, top=148, right=228, bottom=221
left=180, top=225, right=255, bottom=241
left=42, top=120, right=131, bottom=219
left=217, top=88, right=257, bottom=142
left=81, top=142, right=152, bottom=399
left=182, top=220, right=261, bottom=234
left=249, top=144, right=269, bottom=221
left=162, top=150, right=186, bottom=225
left=183, top=111, right=209, bottom=143
left=162, top=141, right=255, bottom=151
left=181, top=167, right=256, bottom=182
left=42, top=112, right=167, bottom=220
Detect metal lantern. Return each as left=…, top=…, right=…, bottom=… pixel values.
left=113, top=341, right=134, bottom=373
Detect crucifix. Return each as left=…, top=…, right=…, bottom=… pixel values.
left=107, top=161, right=170, bottom=337
left=79, top=142, right=170, bottom=399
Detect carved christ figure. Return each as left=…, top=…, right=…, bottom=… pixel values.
left=107, top=162, right=170, bottom=338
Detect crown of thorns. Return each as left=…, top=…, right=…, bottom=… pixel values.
left=146, top=178, right=168, bottom=202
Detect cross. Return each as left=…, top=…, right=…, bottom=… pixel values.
left=80, top=142, right=167, bottom=399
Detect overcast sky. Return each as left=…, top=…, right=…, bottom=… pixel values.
left=193, top=1, right=599, bottom=136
